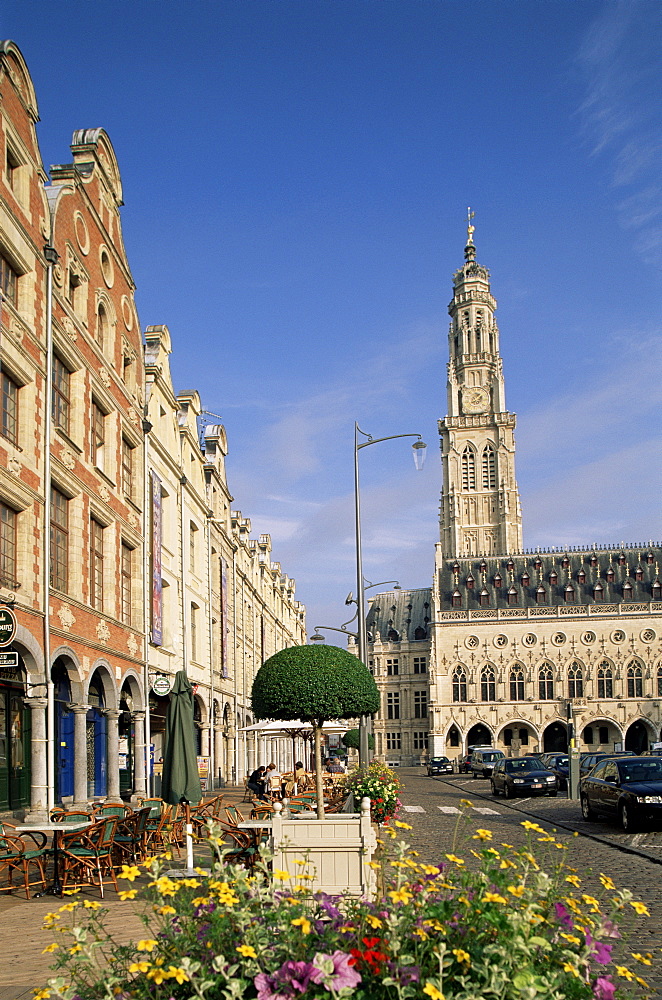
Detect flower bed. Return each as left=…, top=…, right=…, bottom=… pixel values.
left=41, top=806, right=651, bottom=1000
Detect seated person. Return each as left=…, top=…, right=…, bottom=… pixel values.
left=247, top=765, right=267, bottom=800
left=285, top=761, right=308, bottom=796
left=264, top=762, right=282, bottom=796
left=327, top=757, right=346, bottom=774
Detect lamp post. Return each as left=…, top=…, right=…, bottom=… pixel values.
left=354, top=423, right=426, bottom=767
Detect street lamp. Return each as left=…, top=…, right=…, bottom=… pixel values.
left=354, top=423, right=426, bottom=767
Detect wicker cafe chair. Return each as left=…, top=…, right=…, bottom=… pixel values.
left=113, top=807, right=151, bottom=868
left=59, top=817, right=119, bottom=898
left=138, top=797, right=165, bottom=819
left=146, top=804, right=174, bottom=853
left=224, top=805, right=245, bottom=828
left=94, top=803, right=133, bottom=820
left=0, top=831, right=48, bottom=898
left=51, top=809, right=95, bottom=824
left=219, top=825, right=260, bottom=871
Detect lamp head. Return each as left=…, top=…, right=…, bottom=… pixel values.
left=412, top=439, right=427, bottom=471
left=310, top=632, right=325, bottom=644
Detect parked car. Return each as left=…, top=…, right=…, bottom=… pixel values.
left=491, top=757, right=558, bottom=798
left=580, top=755, right=662, bottom=832
left=459, top=746, right=493, bottom=774
left=579, top=751, right=635, bottom=780
left=427, top=756, right=454, bottom=776
left=470, top=749, right=505, bottom=779
left=542, top=753, right=569, bottom=790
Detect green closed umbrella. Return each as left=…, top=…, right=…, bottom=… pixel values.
left=161, top=671, right=202, bottom=871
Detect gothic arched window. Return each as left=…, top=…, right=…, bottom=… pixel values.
left=538, top=665, right=554, bottom=700
left=461, top=446, right=476, bottom=491
left=597, top=661, right=613, bottom=699
left=657, top=666, right=662, bottom=697
left=627, top=661, right=643, bottom=698
left=510, top=668, right=525, bottom=701
left=481, top=667, right=495, bottom=702
left=452, top=670, right=467, bottom=703
left=568, top=662, right=583, bottom=699
left=481, top=444, right=496, bottom=489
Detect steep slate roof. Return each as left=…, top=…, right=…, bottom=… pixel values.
left=437, top=545, right=662, bottom=611
left=366, top=588, right=433, bottom=642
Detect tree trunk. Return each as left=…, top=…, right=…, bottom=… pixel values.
left=314, top=722, right=325, bottom=820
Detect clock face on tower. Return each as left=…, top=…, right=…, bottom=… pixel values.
left=462, top=386, right=490, bottom=415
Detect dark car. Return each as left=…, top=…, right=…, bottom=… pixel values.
left=471, top=749, right=505, bottom=779
left=579, top=751, right=635, bottom=780
left=580, top=756, right=662, bottom=832
left=427, top=756, right=454, bottom=776
left=544, top=754, right=569, bottom=790
left=491, top=757, right=558, bottom=798
left=458, top=753, right=473, bottom=774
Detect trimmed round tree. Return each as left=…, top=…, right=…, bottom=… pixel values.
left=252, top=645, right=379, bottom=818
left=342, top=728, right=375, bottom=752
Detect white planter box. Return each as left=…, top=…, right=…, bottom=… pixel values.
left=269, top=796, right=376, bottom=898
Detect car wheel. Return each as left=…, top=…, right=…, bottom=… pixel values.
left=620, top=802, right=639, bottom=833
left=491, top=780, right=499, bottom=796
left=504, top=783, right=513, bottom=799
left=471, top=770, right=477, bottom=779
left=581, top=794, right=596, bottom=821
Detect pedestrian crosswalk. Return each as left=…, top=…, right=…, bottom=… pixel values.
left=402, top=805, right=426, bottom=813
left=400, top=804, right=503, bottom=816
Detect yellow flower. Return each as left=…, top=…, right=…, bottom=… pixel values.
left=507, top=885, right=525, bottom=898
left=394, top=820, right=412, bottom=829
left=58, top=902, right=78, bottom=912
left=459, top=799, right=473, bottom=808
left=521, top=821, right=544, bottom=833
left=273, top=869, right=291, bottom=881
left=445, top=854, right=465, bottom=866
left=41, top=943, right=59, bottom=954
left=485, top=848, right=500, bottom=857
left=635, top=976, right=649, bottom=988
left=423, top=919, right=445, bottom=932
left=366, top=915, right=382, bottom=929
left=155, top=905, right=176, bottom=915
left=501, top=842, right=514, bottom=849
left=472, top=828, right=493, bottom=841
left=423, top=983, right=444, bottom=1000
left=149, top=876, right=179, bottom=896
left=128, top=961, right=151, bottom=974
left=631, top=953, right=652, bottom=965
left=565, top=875, right=581, bottom=887
left=119, top=865, right=141, bottom=881
left=562, top=962, right=580, bottom=978
left=499, top=858, right=517, bottom=870
left=178, top=878, right=200, bottom=888
left=236, top=945, right=257, bottom=959
left=291, top=916, right=312, bottom=935
left=68, top=945, right=82, bottom=955
left=422, top=865, right=441, bottom=875
left=165, top=967, right=189, bottom=984
left=83, top=899, right=102, bottom=909
left=452, top=948, right=470, bottom=965
left=560, top=933, right=581, bottom=945
left=389, top=887, right=413, bottom=904
left=413, top=927, right=429, bottom=940
left=33, top=991, right=50, bottom=1000
left=537, top=835, right=556, bottom=843
left=630, top=901, right=650, bottom=916
left=147, top=967, right=168, bottom=985
left=294, top=859, right=308, bottom=866
left=137, top=939, right=158, bottom=952
left=118, top=889, right=138, bottom=901
left=599, top=874, right=616, bottom=890
left=484, top=892, right=507, bottom=904
left=615, top=966, right=635, bottom=981
left=581, top=894, right=600, bottom=907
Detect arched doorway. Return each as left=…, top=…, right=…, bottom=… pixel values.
left=0, top=656, right=30, bottom=810
left=542, top=721, right=568, bottom=753
left=87, top=672, right=107, bottom=797
left=52, top=657, right=74, bottom=801
left=625, top=721, right=649, bottom=754
left=467, top=723, right=492, bottom=748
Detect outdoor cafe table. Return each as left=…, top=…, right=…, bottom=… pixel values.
left=15, top=821, right=91, bottom=896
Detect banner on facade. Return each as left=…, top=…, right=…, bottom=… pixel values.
left=220, top=556, right=228, bottom=678
left=151, top=471, right=163, bottom=646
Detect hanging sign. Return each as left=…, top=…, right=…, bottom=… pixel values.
left=0, top=607, right=17, bottom=648
left=150, top=673, right=172, bottom=697
left=0, top=651, right=19, bottom=668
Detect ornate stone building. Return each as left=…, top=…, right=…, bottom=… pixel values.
left=0, top=40, right=305, bottom=817
left=365, top=222, right=661, bottom=765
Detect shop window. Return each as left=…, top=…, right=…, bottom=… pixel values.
left=0, top=502, right=17, bottom=589
left=1, top=371, right=18, bottom=446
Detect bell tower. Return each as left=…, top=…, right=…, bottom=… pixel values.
left=438, top=212, right=522, bottom=558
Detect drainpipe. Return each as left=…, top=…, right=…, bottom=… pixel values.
left=43, top=243, right=58, bottom=813
left=142, top=410, right=152, bottom=795
left=206, top=509, right=215, bottom=788
left=232, top=547, right=238, bottom=784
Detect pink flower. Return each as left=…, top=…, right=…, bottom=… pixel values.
left=312, top=951, right=362, bottom=992
left=585, top=931, right=613, bottom=965
left=593, top=976, right=617, bottom=1000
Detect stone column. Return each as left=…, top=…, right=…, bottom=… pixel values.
left=23, top=697, right=48, bottom=823
left=199, top=723, right=210, bottom=757
left=132, top=710, right=147, bottom=800
left=72, top=705, right=90, bottom=808
left=105, top=710, right=122, bottom=803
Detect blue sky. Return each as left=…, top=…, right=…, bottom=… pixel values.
left=3, top=1, right=661, bottom=635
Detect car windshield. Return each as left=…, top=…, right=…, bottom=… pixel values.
left=483, top=752, right=502, bottom=761
left=618, top=760, right=662, bottom=782
left=505, top=759, right=544, bottom=773
left=431, top=757, right=449, bottom=763
left=552, top=757, right=568, bottom=767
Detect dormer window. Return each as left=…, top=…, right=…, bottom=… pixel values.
left=577, top=570, right=586, bottom=584
left=564, top=584, right=575, bottom=604
left=520, top=572, right=530, bottom=587
left=647, top=552, right=655, bottom=564
left=451, top=590, right=462, bottom=609
left=479, top=589, right=490, bottom=607
left=618, top=553, right=626, bottom=565
left=534, top=557, right=542, bottom=570
left=653, top=580, right=662, bottom=599
left=536, top=585, right=546, bottom=605
left=593, top=582, right=604, bottom=601
left=635, top=567, right=644, bottom=581
left=466, top=574, right=475, bottom=590
left=506, top=558, right=514, bottom=571
left=622, top=581, right=633, bottom=601
left=479, top=559, right=487, bottom=573
left=561, top=556, right=570, bottom=569
left=589, top=554, right=598, bottom=567
left=493, top=572, right=502, bottom=588
left=507, top=586, right=518, bottom=606
left=549, top=570, right=558, bottom=585
left=606, top=568, right=615, bottom=583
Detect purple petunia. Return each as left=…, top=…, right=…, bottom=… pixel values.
left=585, top=932, right=613, bottom=966
left=254, top=961, right=319, bottom=1000
left=312, top=951, right=362, bottom=992
left=593, top=976, right=617, bottom=1000
left=554, top=902, right=574, bottom=929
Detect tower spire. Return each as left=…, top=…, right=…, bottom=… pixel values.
left=437, top=219, right=523, bottom=559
